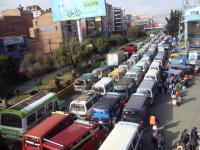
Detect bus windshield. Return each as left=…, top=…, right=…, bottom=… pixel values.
left=75, top=80, right=86, bottom=86
left=1, top=113, right=22, bottom=128
left=114, top=88, right=127, bottom=94
left=69, top=104, right=85, bottom=112
left=92, top=87, right=104, bottom=93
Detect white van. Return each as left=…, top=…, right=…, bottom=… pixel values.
left=149, top=61, right=161, bottom=71
left=144, top=69, right=160, bottom=83
left=92, top=65, right=110, bottom=79
left=99, top=121, right=143, bottom=150
left=135, top=61, right=148, bottom=73
left=136, top=79, right=157, bottom=104
left=92, top=77, right=114, bottom=95
left=69, top=91, right=98, bottom=119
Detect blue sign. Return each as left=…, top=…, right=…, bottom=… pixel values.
left=51, top=0, right=106, bottom=21
left=39, top=26, right=57, bottom=32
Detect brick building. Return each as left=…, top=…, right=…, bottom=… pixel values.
left=30, top=12, right=77, bottom=52
left=0, top=9, right=33, bottom=38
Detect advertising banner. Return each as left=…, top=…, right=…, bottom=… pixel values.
left=51, top=0, right=106, bottom=21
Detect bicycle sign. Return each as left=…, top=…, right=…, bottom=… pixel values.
left=51, top=0, right=106, bottom=21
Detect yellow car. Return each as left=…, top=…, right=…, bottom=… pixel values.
left=108, top=68, right=125, bottom=82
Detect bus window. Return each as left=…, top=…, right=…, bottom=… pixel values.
left=1, top=113, right=22, bottom=128
left=37, top=107, right=45, bottom=119
left=46, top=102, right=53, bottom=112
left=27, top=113, right=36, bottom=126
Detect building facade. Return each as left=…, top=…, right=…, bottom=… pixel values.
left=0, top=9, right=33, bottom=38
left=112, top=7, right=123, bottom=33
left=30, top=12, right=77, bottom=52
left=0, top=35, right=29, bottom=59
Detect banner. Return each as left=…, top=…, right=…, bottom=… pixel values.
left=51, top=0, right=106, bottom=21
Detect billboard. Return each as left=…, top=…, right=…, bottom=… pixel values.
left=3, top=36, right=24, bottom=45
left=51, top=0, right=106, bottom=21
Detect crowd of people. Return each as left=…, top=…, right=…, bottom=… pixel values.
left=149, top=113, right=200, bottom=150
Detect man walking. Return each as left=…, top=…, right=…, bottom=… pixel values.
left=181, top=129, right=190, bottom=149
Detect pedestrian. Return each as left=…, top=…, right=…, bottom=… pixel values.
left=157, top=82, right=163, bottom=94
left=181, top=129, right=190, bottom=149
left=163, top=82, right=169, bottom=95
left=151, top=125, right=159, bottom=148
left=191, top=127, right=199, bottom=139
left=176, top=141, right=184, bottom=150
left=149, top=113, right=159, bottom=127
left=157, top=130, right=166, bottom=150
left=189, top=127, right=199, bottom=150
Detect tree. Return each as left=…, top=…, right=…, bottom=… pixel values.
left=95, top=38, right=110, bottom=54
left=0, top=55, right=18, bottom=107
left=21, top=51, right=54, bottom=90
left=127, top=27, right=147, bottom=40
left=166, top=9, right=182, bottom=36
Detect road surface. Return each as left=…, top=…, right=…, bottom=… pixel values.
left=143, top=73, right=200, bottom=150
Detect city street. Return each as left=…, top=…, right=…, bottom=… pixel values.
left=143, top=73, right=200, bottom=150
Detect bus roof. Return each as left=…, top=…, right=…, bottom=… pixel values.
left=92, top=77, right=113, bottom=88
left=76, top=73, right=94, bottom=80
left=124, top=95, right=147, bottom=110
left=24, top=113, right=70, bottom=138
left=99, top=121, right=139, bottom=150
left=138, top=79, right=156, bottom=90
left=43, top=122, right=91, bottom=149
left=110, top=68, right=123, bottom=74
left=3, top=92, right=57, bottom=117
left=92, top=95, right=120, bottom=110
left=146, top=69, right=159, bottom=76
left=70, top=91, right=96, bottom=104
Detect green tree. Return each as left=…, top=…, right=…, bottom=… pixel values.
left=0, top=55, right=18, bottom=107
left=127, top=27, right=147, bottom=40
left=166, top=9, right=182, bottom=36
left=95, top=38, right=110, bottom=54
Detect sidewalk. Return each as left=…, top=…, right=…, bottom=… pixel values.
left=15, top=67, right=69, bottom=94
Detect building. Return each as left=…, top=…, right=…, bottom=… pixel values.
left=0, top=9, right=33, bottom=38
left=30, top=12, right=77, bottom=52
left=112, top=7, right=123, bottom=33
left=26, top=5, right=43, bottom=18
left=79, top=3, right=114, bottom=39
left=122, top=14, right=132, bottom=31
left=0, top=35, right=29, bottom=59
left=184, top=5, right=200, bottom=48
left=132, top=15, right=154, bottom=27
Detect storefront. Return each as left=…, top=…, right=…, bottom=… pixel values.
left=0, top=35, right=28, bottom=59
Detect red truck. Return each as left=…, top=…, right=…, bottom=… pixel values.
left=124, top=44, right=137, bottom=55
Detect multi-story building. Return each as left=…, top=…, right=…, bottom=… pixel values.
left=112, top=7, right=123, bottom=33
left=26, top=5, right=43, bottom=18
left=0, top=35, right=29, bottom=59
left=29, top=12, right=77, bottom=52
left=0, top=9, right=33, bottom=38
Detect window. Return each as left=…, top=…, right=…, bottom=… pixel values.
left=37, top=107, right=46, bottom=119
left=1, top=113, right=22, bottom=128
left=27, top=113, right=36, bottom=126
left=86, top=101, right=93, bottom=110
left=46, top=102, right=53, bottom=112
left=7, top=44, right=16, bottom=52
left=132, top=133, right=139, bottom=147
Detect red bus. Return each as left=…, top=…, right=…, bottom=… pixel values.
left=22, top=112, right=75, bottom=150
left=42, top=120, right=107, bottom=150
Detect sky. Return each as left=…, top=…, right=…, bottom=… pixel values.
left=0, top=0, right=184, bottom=16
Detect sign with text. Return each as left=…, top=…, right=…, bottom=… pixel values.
left=3, top=36, right=24, bottom=45
left=51, top=0, right=106, bottom=21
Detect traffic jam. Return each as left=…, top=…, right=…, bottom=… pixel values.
left=18, top=34, right=173, bottom=150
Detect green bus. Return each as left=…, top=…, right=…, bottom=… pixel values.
left=0, top=92, right=65, bottom=141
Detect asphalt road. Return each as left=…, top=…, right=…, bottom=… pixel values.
left=143, top=73, right=200, bottom=150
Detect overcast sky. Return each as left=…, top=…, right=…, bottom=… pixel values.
left=0, top=0, right=184, bottom=15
